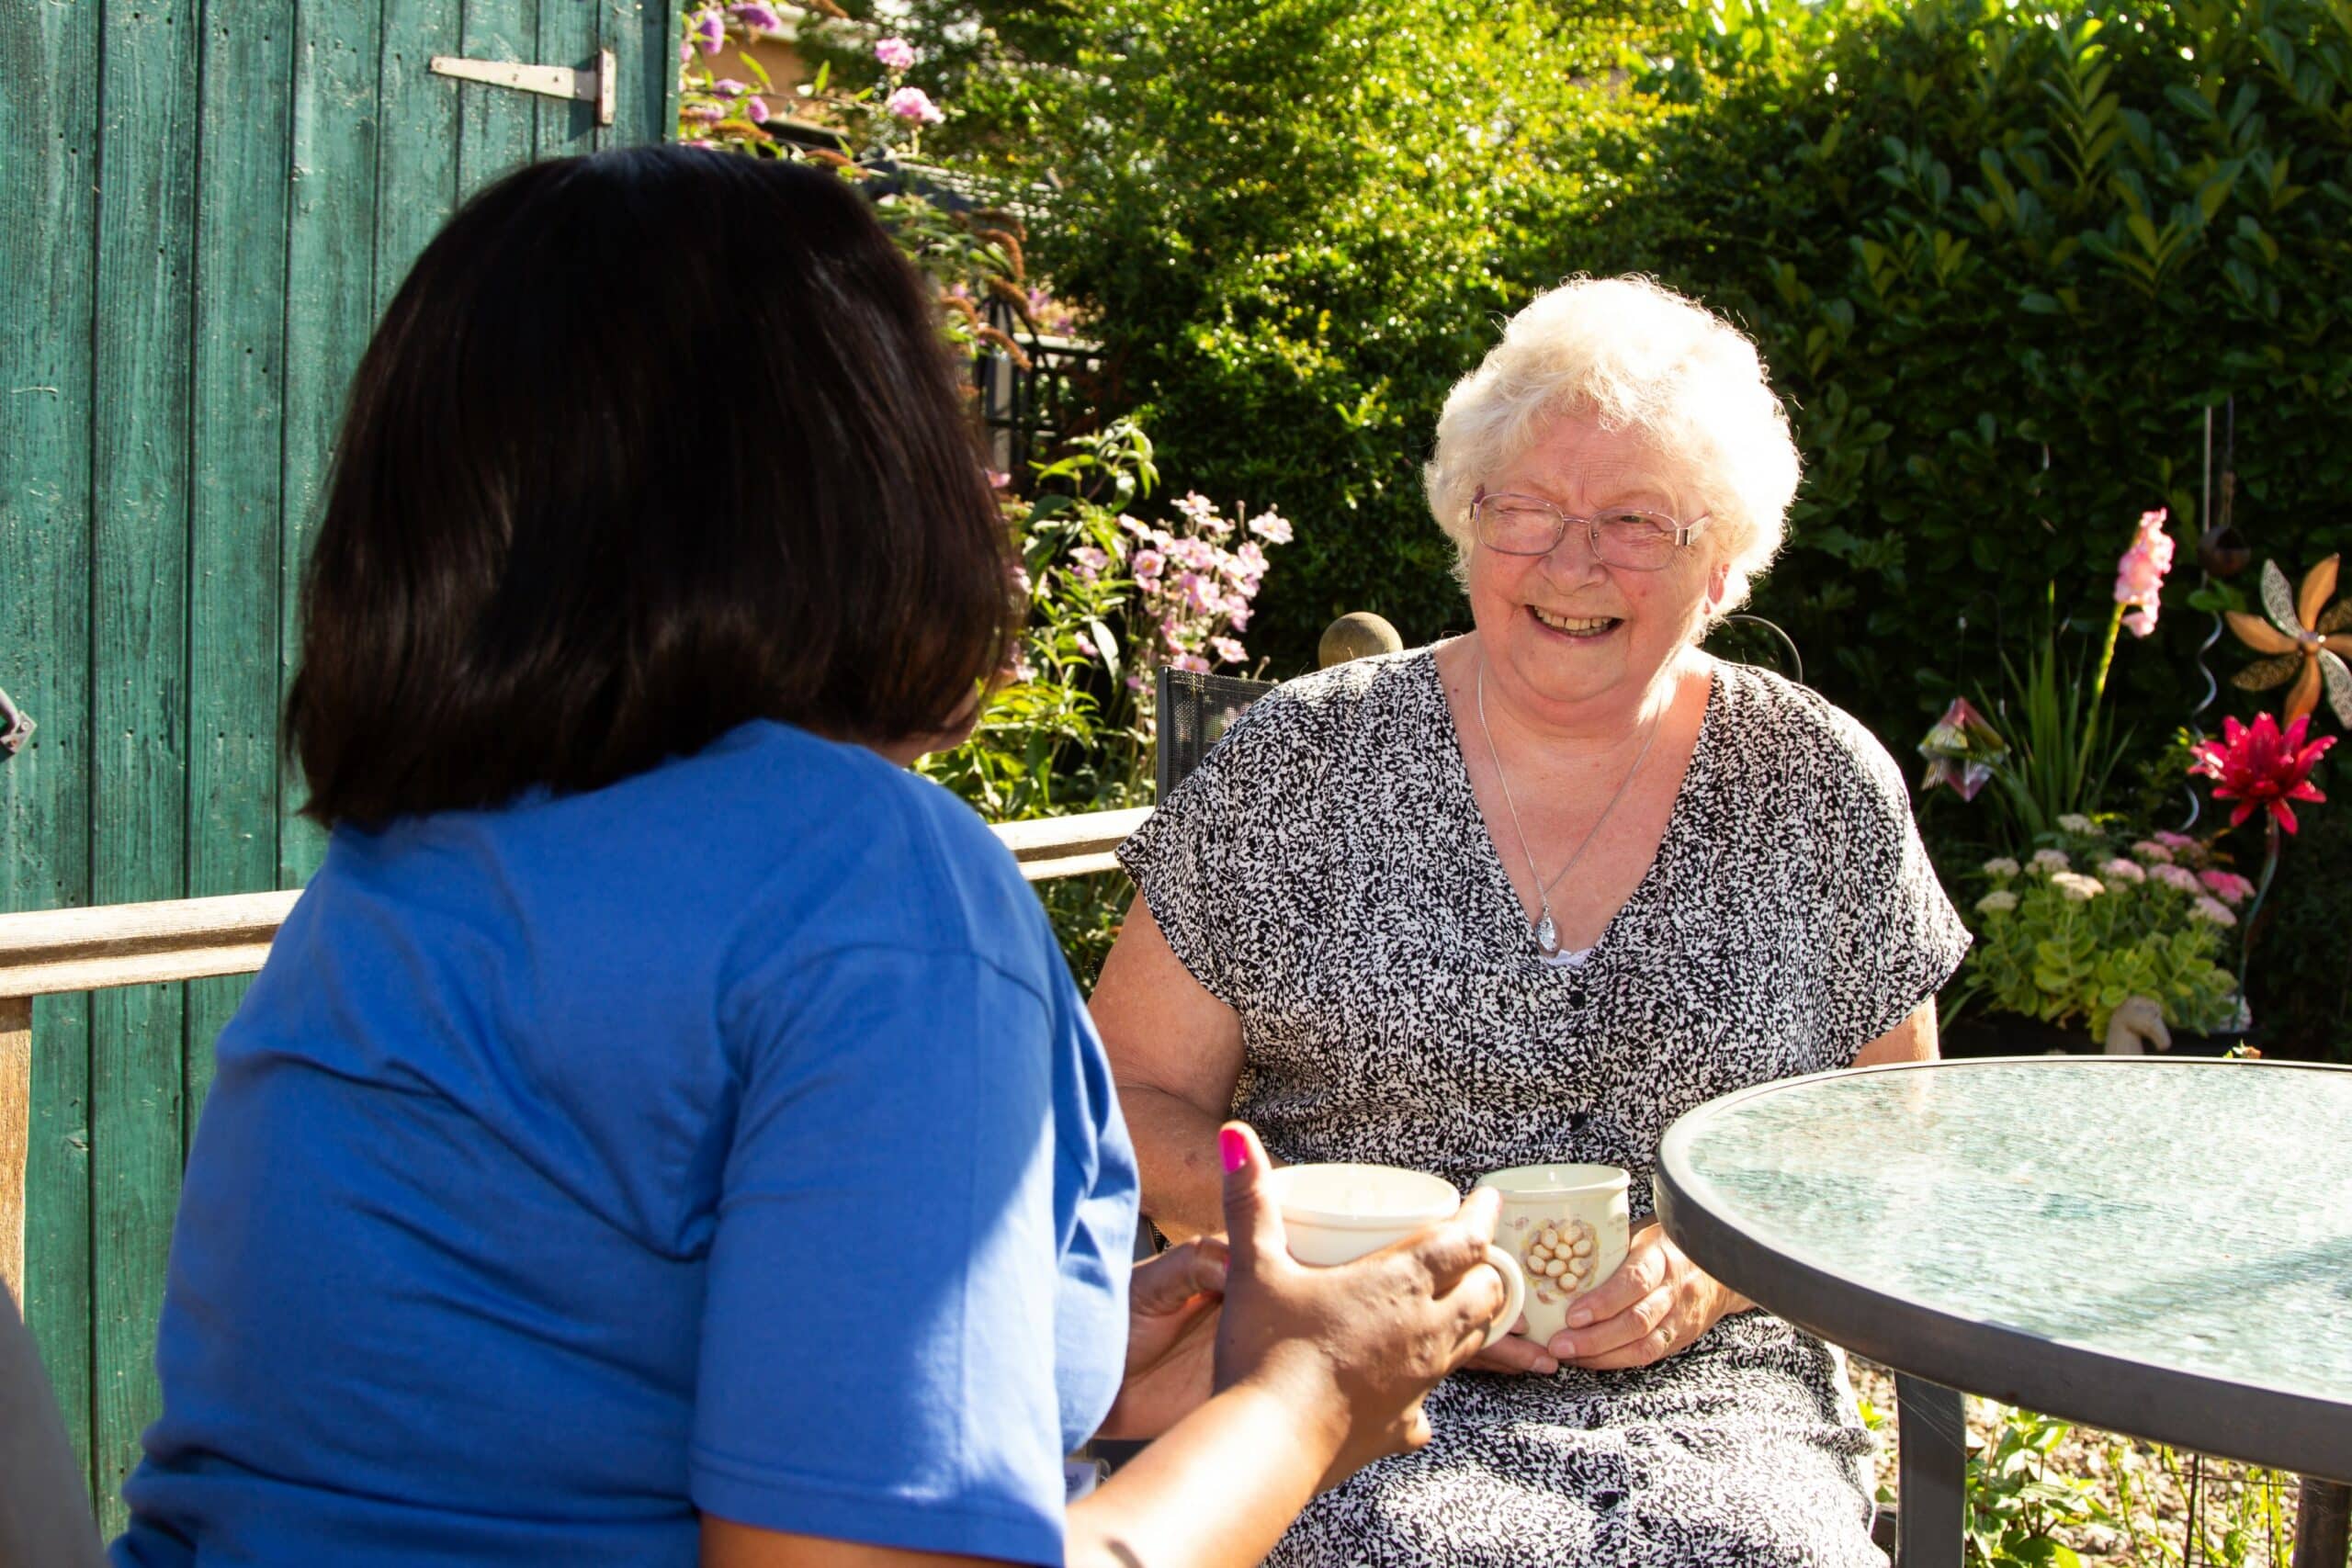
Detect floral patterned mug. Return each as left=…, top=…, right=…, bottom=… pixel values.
left=1474, top=1163, right=1631, bottom=1345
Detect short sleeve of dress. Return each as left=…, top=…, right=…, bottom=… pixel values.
left=1809, top=708, right=1973, bottom=1055
left=1114, top=696, right=1306, bottom=1010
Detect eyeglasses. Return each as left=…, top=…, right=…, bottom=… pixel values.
left=1470, top=488, right=1710, bottom=571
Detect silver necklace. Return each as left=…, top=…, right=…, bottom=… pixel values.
left=1473, top=656, right=1663, bottom=965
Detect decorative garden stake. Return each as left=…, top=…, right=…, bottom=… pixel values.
left=2189, top=711, right=2336, bottom=1014
left=2225, top=556, right=2352, bottom=728
left=1917, top=695, right=2005, bottom=801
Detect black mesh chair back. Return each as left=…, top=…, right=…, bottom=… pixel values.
left=0, top=1284, right=105, bottom=1567
left=1154, top=667, right=1279, bottom=801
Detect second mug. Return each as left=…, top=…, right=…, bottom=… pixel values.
left=1268, top=1162, right=1527, bottom=1348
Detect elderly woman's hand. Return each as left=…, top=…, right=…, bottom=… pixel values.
left=1544, top=1223, right=1747, bottom=1371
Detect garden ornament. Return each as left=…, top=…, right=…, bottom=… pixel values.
left=2101, top=996, right=2171, bottom=1055
left=0, top=687, right=30, bottom=758
left=1318, top=612, right=1402, bottom=669
left=1916, top=695, right=2005, bottom=801
left=2225, top=556, right=2352, bottom=728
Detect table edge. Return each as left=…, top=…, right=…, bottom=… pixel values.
left=1655, top=1057, right=2352, bottom=1484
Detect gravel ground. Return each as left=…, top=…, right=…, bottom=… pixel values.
left=1848, top=1355, right=2303, bottom=1566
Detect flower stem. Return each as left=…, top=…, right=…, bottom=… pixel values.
left=2233, top=817, right=2285, bottom=1035
left=2088, top=601, right=2124, bottom=710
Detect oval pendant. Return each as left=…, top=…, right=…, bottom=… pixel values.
left=1535, top=912, right=1559, bottom=954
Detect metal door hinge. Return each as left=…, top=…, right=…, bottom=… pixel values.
left=430, top=49, right=616, bottom=126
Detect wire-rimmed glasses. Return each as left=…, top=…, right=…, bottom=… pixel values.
left=1470, top=487, right=1710, bottom=570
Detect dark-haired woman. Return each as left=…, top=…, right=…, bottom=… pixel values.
left=110, top=148, right=1510, bottom=1568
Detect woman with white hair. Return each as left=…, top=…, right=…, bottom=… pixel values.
left=1091, top=276, right=1970, bottom=1564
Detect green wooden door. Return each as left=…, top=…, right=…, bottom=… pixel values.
left=0, top=0, right=675, bottom=1530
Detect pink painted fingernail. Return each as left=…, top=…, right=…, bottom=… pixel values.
left=1220, top=1128, right=1248, bottom=1173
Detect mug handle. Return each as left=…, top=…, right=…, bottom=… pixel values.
left=1476, top=1245, right=1526, bottom=1349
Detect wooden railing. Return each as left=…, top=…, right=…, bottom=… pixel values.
left=0, top=804, right=1151, bottom=1311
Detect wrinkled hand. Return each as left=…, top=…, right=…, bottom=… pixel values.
left=1544, top=1223, right=1746, bottom=1371
left=1213, top=1122, right=1510, bottom=1488
left=1097, top=1236, right=1231, bottom=1440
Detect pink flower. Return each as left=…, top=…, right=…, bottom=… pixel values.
left=1172, top=653, right=1212, bottom=673
left=2199, top=869, right=2256, bottom=906
left=1008, top=563, right=1032, bottom=599
left=1235, top=540, right=1270, bottom=578
left=1247, top=509, right=1293, bottom=544
left=2153, top=829, right=2197, bottom=851
left=2129, top=840, right=2175, bottom=864
left=2150, top=863, right=2201, bottom=894
left=1226, top=603, right=1252, bottom=632
left=2113, top=507, right=2175, bottom=638
left=1132, top=548, right=1165, bottom=583
left=886, top=86, right=944, bottom=124
left=987, top=470, right=1011, bottom=491
left=1117, top=513, right=1152, bottom=540
left=745, top=96, right=770, bottom=121
left=1211, top=636, right=1247, bottom=664
left=1071, top=546, right=1110, bottom=580
left=691, top=7, right=726, bottom=53
left=2189, top=711, right=2335, bottom=834
left=1173, top=492, right=1216, bottom=525
left=713, top=78, right=748, bottom=95
left=2099, top=857, right=2145, bottom=884
left=729, top=4, right=785, bottom=32
left=874, top=37, right=917, bottom=70
left=2190, top=896, right=2238, bottom=927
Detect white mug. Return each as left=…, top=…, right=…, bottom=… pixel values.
left=1268, top=1162, right=1526, bottom=1348
left=1473, top=1163, right=1631, bottom=1345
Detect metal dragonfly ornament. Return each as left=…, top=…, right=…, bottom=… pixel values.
left=2226, top=556, right=2352, bottom=728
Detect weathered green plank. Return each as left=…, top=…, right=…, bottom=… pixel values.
left=537, top=0, right=600, bottom=158
left=187, top=0, right=298, bottom=1131
left=0, top=0, right=101, bottom=1492
left=278, top=0, right=384, bottom=885
left=89, top=0, right=202, bottom=1529
left=374, top=0, right=462, bottom=311
left=458, top=0, right=540, bottom=195
left=601, top=0, right=676, bottom=153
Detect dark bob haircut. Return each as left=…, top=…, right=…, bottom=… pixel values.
left=288, top=147, right=1010, bottom=828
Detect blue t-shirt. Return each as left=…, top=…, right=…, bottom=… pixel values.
left=112, top=721, right=1137, bottom=1567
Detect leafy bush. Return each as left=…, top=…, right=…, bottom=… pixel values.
left=1954, top=827, right=2245, bottom=1040
left=1580, top=0, right=2351, bottom=761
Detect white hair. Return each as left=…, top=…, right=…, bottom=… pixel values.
left=1423, top=276, right=1800, bottom=615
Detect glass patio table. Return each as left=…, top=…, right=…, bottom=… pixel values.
left=1655, top=1056, right=2352, bottom=1568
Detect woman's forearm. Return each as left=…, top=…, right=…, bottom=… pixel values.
left=1117, top=1083, right=1232, bottom=1242
left=1065, top=1377, right=1342, bottom=1568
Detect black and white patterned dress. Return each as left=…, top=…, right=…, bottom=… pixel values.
left=1116, top=648, right=1971, bottom=1568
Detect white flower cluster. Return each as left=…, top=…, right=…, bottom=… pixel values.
left=2049, top=872, right=2105, bottom=902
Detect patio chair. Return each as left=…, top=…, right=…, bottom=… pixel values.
left=0, top=1284, right=107, bottom=1567
left=1153, top=667, right=1281, bottom=804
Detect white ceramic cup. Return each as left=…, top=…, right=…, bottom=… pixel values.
left=1472, top=1163, right=1631, bottom=1345
left=1267, top=1162, right=1525, bottom=1349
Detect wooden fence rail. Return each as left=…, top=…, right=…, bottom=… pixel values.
left=0, top=805, right=1149, bottom=1311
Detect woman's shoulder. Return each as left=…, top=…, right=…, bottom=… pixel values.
left=1207, top=646, right=1441, bottom=763
left=1708, top=660, right=1910, bottom=805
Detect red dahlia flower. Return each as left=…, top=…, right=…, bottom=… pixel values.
left=2188, top=712, right=2335, bottom=834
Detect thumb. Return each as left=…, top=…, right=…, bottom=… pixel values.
left=1218, top=1122, right=1287, bottom=1274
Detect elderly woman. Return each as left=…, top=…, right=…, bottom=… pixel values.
left=1094, top=276, right=1971, bottom=1565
